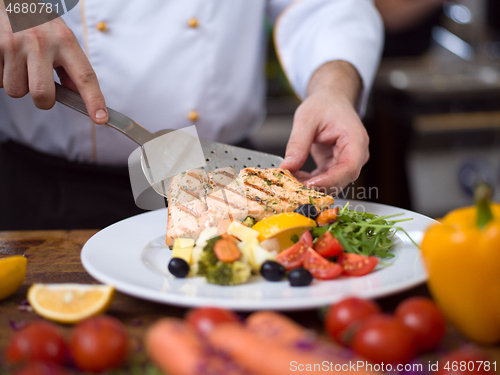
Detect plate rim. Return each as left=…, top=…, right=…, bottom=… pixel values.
left=81, top=200, right=436, bottom=311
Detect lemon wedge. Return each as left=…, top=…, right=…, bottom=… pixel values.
left=0, top=255, right=27, bottom=301
left=252, top=212, right=316, bottom=251
left=28, top=284, right=115, bottom=324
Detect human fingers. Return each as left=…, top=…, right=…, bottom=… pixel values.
left=27, top=48, right=56, bottom=109
left=279, top=110, right=317, bottom=173
left=2, top=35, right=29, bottom=98
left=56, top=31, right=108, bottom=124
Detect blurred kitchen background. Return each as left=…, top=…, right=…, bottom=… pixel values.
left=250, top=0, right=500, bottom=218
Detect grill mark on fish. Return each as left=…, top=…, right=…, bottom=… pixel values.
left=176, top=204, right=201, bottom=218
left=206, top=194, right=247, bottom=211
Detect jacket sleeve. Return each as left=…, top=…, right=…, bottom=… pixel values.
left=271, top=0, right=384, bottom=115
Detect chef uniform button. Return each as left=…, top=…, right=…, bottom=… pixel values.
left=187, top=18, right=199, bottom=28
left=188, top=111, right=199, bottom=122
left=97, top=21, right=108, bottom=32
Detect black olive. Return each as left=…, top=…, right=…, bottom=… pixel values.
left=168, top=257, right=190, bottom=278
left=288, top=267, right=313, bottom=287
left=294, top=204, right=319, bottom=220
left=260, top=260, right=286, bottom=282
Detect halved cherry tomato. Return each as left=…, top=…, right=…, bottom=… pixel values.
left=314, top=231, right=343, bottom=258
left=276, top=231, right=312, bottom=270
left=337, top=253, right=378, bottom=277
left=316, top=208, right=338, bottom=226
left=303, top=248, right=343, bottom=280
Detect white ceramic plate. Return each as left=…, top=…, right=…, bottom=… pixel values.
left=81, top=200, right=436, bottom=311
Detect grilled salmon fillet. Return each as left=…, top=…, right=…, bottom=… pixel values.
left=166, top=167, right=334, bottom=247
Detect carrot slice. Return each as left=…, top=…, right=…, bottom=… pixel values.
left=213, top=239, right=241, bottom=263
left=316, top=208, right=339, bottom=226
left=246, top=311, right=306, bottom=346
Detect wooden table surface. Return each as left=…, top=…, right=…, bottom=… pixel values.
left=0, top=230, right=499, bottom=374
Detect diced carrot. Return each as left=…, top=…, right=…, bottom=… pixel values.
left=207, top=323, right=379, bottom=375
left=216, top=218, right=242, bottom=235
left=213, top=238, right=241, bottom=263
left=146, top=318, right=250, bottom=375
left=316, top=208, right=339, bottom=226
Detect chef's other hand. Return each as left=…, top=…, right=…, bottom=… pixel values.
left=280, top=61, right=369, bottom=195
left=0, top=6, right=108, bottom=124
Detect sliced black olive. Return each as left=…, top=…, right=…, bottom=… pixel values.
left=288, top=267, right=313, bottom=287
left=294, top=204, right=319, bottom=220
left=168, top=257, right=190, bottom=278
left=260, top=260, right=286, bottom=282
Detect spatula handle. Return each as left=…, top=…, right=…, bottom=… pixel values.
left=55, top=82, right=154, bottom=146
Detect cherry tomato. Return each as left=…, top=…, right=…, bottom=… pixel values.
left=324, top=297, right=381, bottom=346
left=70, top=315, right=129, bottom=372
left=352, top=315, right=417, bottom=364
left=303, top=248, right=342, bottom=280
left=186, top=307, right=240, bottom=336
left=395, top=297, right=446, bottom=353
left=316, top=208, right=339, bottom=226
left=436, top=348, right=493, bottom=374
left=13, top=362, right=71, bottom=375
left=314, top=231, right=343, bottom=258
left=337, top=253, right=378, bottom=276
left=6, top=321, right=68, bottom=365
left=276, top=230, right=312, bottom=270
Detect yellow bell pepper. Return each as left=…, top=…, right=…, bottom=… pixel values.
left=421, top=184, right=500, bottom=344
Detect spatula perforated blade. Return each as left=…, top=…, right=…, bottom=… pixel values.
left=55, top=83, right=284, bottom=210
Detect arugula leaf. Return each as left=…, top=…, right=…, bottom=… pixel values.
left=311, top=203, right=416, bottom=259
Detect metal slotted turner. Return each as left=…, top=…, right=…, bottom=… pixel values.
left=55, top=83, right=284, bottom=208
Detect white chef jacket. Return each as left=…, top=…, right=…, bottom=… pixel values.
left=0, top=0, right=383, bottom=166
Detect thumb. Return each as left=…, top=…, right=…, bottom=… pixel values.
left=280, top=116, right=316, bottom=173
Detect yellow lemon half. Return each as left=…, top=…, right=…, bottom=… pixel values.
left=0, top=255, right=27, bottom=301
left=28, top=283, right=115, bottom=324
left=252, top=212, right=316, bottom=251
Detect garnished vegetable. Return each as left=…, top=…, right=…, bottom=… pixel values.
left=313, top=231, right=343, bottom=258
left=337, top=253, right=378, bottom=277
left=316, top=207, right=339, bottom=226
left=242, top=216, right=256, bottom=227
left=275, top=231, right=312, bottom=270
left=303, top=249, right=342, bottom=280
left=168, top=258, right=190, bottom=278
left=172, top=238, right=194, bottom=263
left=213, top=238, right=241, bottom=263
left=312, top=203, right=414, bottom=259
left=294, top=204, right=319, bottom=220
left=260, top=260, right=286, bottom=282
left=287, top=268, right=313, bottom=287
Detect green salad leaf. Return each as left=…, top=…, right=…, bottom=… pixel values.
left=311, top=203, right=417, bottom=259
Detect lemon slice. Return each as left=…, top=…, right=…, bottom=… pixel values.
left=252, top=212, right=316, bottom=251
left=0, top=256, right=27, bottom=301
left=28, top=284, right=115, bottom=324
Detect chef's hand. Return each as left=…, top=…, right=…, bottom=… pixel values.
left=280, top=61, right=369, bottom=195
left=0, top=5, right=108, bottom=124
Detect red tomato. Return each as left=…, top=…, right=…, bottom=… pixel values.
left=5, top=321, right=68, bottom=365
left=324, top=297, right=381, bottom=346
left=337, top=253, right=378, bottom=276
left=70, top=315, right=129, bottom=372
left=436, top=348, right=493, bottom=374
left=13, top=362, right=71, bottom=375
left=352, top=315, right=417, bottom=364
left=316, top=208, right=339, bottom=226
left=314, top=231, right=343, bottom=258
left=395, top=297, right=446, bottom=353
left=186, top=307, right=240, bottom=335
left=276, top=230, right=313, bottom=270
left=303, top=249, right=342, bottom=280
